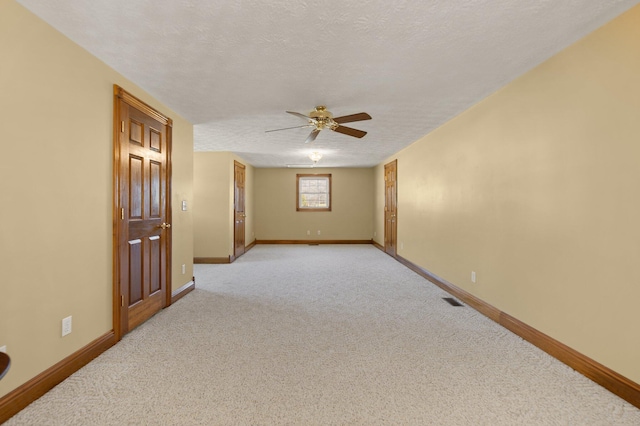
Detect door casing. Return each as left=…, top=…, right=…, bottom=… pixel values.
left=113, top=85, right=173, bottom=341
left=384, top=160, right=398, bottom=257
left=233, top=160, right=246, bottom=260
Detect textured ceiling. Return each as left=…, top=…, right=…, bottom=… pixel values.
left=17, top=0, right=639, bottom=167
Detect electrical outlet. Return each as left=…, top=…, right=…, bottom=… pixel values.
left=471, top=271, right=477, bottom=283
left=307, top=230, right=310, bottom=235
left=400, top=242, right=404, bottom=250
left=181, top=264, right=186, bottom=274
left=0, top=345, right=6, bottom=353
left=317, top=230, right=321, bottom=235
left=62, top=316, right=72, bottom=337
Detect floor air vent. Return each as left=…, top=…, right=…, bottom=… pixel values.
left=308, top=243, right=320, bottom=246
left=443, top=297, right=463, bottom=307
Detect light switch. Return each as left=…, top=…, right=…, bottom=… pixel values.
left=182, top=200, right=187, bottom=211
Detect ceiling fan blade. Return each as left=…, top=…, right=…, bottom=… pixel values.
left=305, top=129, right=320, bottom=144
left=286, top=111, right=311, bottom=121
left=265, top=124, right=313, bottom=133
left=333, top=112, right=372, bottom=124
left=332, top=125, right=367, bottom=138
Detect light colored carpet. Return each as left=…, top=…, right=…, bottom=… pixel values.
left=6, top=245, right=640, bottom=425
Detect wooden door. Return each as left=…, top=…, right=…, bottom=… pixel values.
left=114, top=86, right=172, bottom=338
left=234, top=161, right=246, bottom=259
left=384, top=160, right=397, bottom=257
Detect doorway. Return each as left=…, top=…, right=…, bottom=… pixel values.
left=113, top=85, right=172, bottom=339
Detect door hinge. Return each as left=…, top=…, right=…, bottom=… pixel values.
left=121, top=208, right=124, bottom=220
left=121, top=121, right=125, bottom=133
left=121, top=295, right=125, bottom=307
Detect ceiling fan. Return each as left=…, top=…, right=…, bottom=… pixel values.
left=266, top=106, right=372, bottom=143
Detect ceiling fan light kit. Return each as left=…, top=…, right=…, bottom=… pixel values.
left=309, top=151, right=322, bottom=163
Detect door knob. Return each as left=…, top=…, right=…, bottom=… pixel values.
left=157, top=223, right=171, bottom=229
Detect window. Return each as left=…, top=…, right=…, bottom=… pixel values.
left=297, top=174, right=331, bottom=212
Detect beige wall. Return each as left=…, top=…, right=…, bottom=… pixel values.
left=172, top=106, right=195, bottom=285
left=243, top=159, right=255, bottom=244
left=0, top=0, right=193, bottom=397
left=255, top=168, right=374, bottom=240
left=194, top=152, right=233, bottom=257
left=375, top=5, right=640, bottom=383
left=372, top=163, right=386, bottom=245
left=193, top=152, right=254, bottom=258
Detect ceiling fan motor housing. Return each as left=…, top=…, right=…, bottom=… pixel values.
left=309, top=106, right=337, bottom=130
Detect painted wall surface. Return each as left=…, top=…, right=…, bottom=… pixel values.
left=243, top=159, right=255, bottom=245
left=255, top=168, right=374, bottom=240
left=372, top=163, right=387, bottom=246
left=193, top=152, right=254, bottom=258
left=194, top=152, right=232, bottom=257
left=172, top=110, right=195, bottom=286
left=377, top=5, right=640, bottom=383
left=0, top=0, right=194, bottom=397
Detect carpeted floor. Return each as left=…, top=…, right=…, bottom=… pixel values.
left=6, top=245, right=640, bottom=425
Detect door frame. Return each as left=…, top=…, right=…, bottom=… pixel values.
left=112, top=85, right=173, bottom=341
left=233, top=160, right=246, bottom=260
left=384, top=159, right=398, bottom=257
